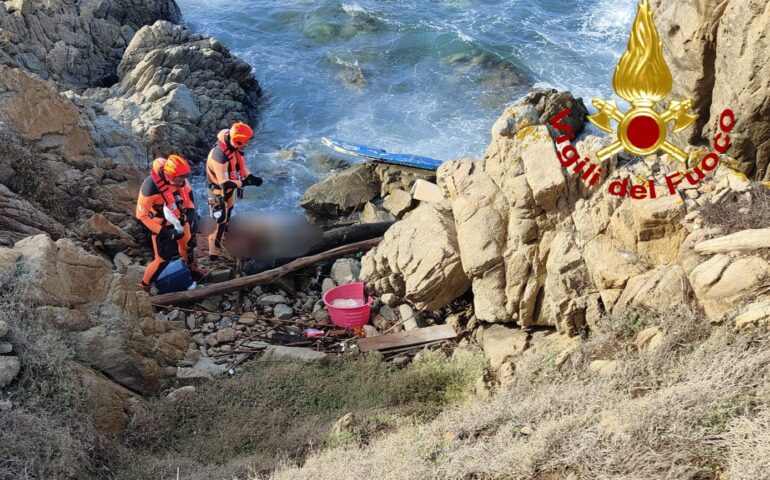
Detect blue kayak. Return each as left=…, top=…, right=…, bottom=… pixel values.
left=321, top=137, right=444, bottom=171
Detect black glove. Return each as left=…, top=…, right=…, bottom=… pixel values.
left=158, top=226, right=183, bottom=241
left=242, top=174, right=263, bottom=187
left=185, top=208, right=199, bottom=234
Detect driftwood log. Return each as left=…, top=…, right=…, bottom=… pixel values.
left=150, top=237, right=383, bottom=306
left=241, top=221, right=393, bottom=275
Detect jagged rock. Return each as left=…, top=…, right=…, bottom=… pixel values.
left=382, top=189, right=413, bottom=217
left=589, top=360, right=620, bottom=376
left=238, top=312, right=258, bottom=326
left=519, top=126, right=567, bottom=211
left=492, top=88, right=588, bottom=140
left=0, top=68, right=139, bottom=246
left=614, top=266, right=692, bottom=314
left=0, top=356, right=20, bottom=387
left=362, top=325, right=379, bottom=337
left=380, top=293, right=397, bottom=306
left=260, top=346, right=328, bottom=363
left=0, top=0, right=180, bottom=87
left=13, top=235, right=111, bottom=307
left=361, top=203, right=470, bottom=310
left=83, top=20, right=260, bottom=159
left=330, top=258, right=361, bottom=285
left=75, top=364, right=141, bottom=437
left=0, top=65, right=93, bottom=156
left=0, top=320, right=8, bottom=338
left=178, top=357, right=227, bottom=384
left=477, top=324, right=529, bottom=370
left=361, top=202, right=396, bottom=223
left=301, top=162, right=380, bottom=216
left=607, top=195, right=687, bottom=264
left=79, top=213, right=138, bottom=256
left=0, top=184, right=67, bottom=247
left=331, top=413, right=357, bottom=436
left=2, top=234, right=187, bottom=395
left=113, top=252, right=133, bottom=274
left=375, top=162, right=436, bottom=198
left=398, top=304, right=420, bottom=331
left=321, top=277, right=337, bottom=294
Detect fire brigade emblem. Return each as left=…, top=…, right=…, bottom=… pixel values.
left=588, top=0, right=698, bottom=163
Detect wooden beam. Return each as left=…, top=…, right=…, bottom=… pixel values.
left=150, top=237, right=383, bottom=306
left=357, top=324, right=457, bottom=353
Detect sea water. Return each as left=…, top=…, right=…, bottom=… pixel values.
left=178, top=0, right=636, bottom=213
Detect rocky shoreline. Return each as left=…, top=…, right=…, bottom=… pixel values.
left=0, top=0, right=264, bottom=435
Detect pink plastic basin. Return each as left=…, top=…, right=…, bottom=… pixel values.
left=323, top=282, right=373, bottom=329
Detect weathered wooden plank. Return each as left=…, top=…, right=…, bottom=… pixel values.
left=150, top=237, right=382, bottom=305
left=357, top=324, right=457, bottom=353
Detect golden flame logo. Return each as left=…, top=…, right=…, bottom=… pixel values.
left=588, top=0, right=697, bottom=162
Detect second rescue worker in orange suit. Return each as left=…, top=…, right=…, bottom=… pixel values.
left=206, top=122, right=262, bottom=260
left=136, top=155, right=206, bottom=292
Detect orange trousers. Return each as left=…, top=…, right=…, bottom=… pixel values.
left=208, top=191, right=235, bottom=257
left=142, top=222, right=192, bottom=285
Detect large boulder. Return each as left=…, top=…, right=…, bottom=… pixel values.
left=301, top=163, right=380, bottom=216
left=1, top=235, right=185, bottom=395
left=92, top=20, right=260, bottom=159
left=360, top=203, right=470, bottom=311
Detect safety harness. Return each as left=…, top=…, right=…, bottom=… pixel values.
left=207, top=130, right=245, bottom=194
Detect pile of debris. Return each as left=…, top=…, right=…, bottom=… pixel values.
left=156, top=257, right=472, bottom=385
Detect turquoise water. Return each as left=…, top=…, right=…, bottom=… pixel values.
left=178, top=0, right=635, bottom=212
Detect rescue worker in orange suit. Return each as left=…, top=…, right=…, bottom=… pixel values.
left=136, top=155, right=207, bottom=292
left=206, top=121, right=263, bottom=260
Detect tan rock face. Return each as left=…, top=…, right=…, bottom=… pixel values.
left=615, top=266, right=691, bottom=315
left=5, top=235, right=184, bottom=396
left=360, top=91, right=696, bottom=334
left=0, top=65, right=93, bottom=156
left=689, top=255, right=770, bottom=322
left=651, top=0, right=770, bottom=179
left=360, top=203, right=470, bottom=310
left=358, top=86, right=770, bottom=335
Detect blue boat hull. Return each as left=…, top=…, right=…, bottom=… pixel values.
left=321, top=137, right=443, bottom=171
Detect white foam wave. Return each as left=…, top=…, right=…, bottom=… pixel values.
left=342, top=2, right=366, bottom=14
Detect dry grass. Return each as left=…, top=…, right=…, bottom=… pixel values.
left=109, top=350, right=485, bottom=480
left=268, top=307, right=770, bottom=480
left=700, top=183, right=770, bottom=234
left=0, top=263, right=99, bottom=480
